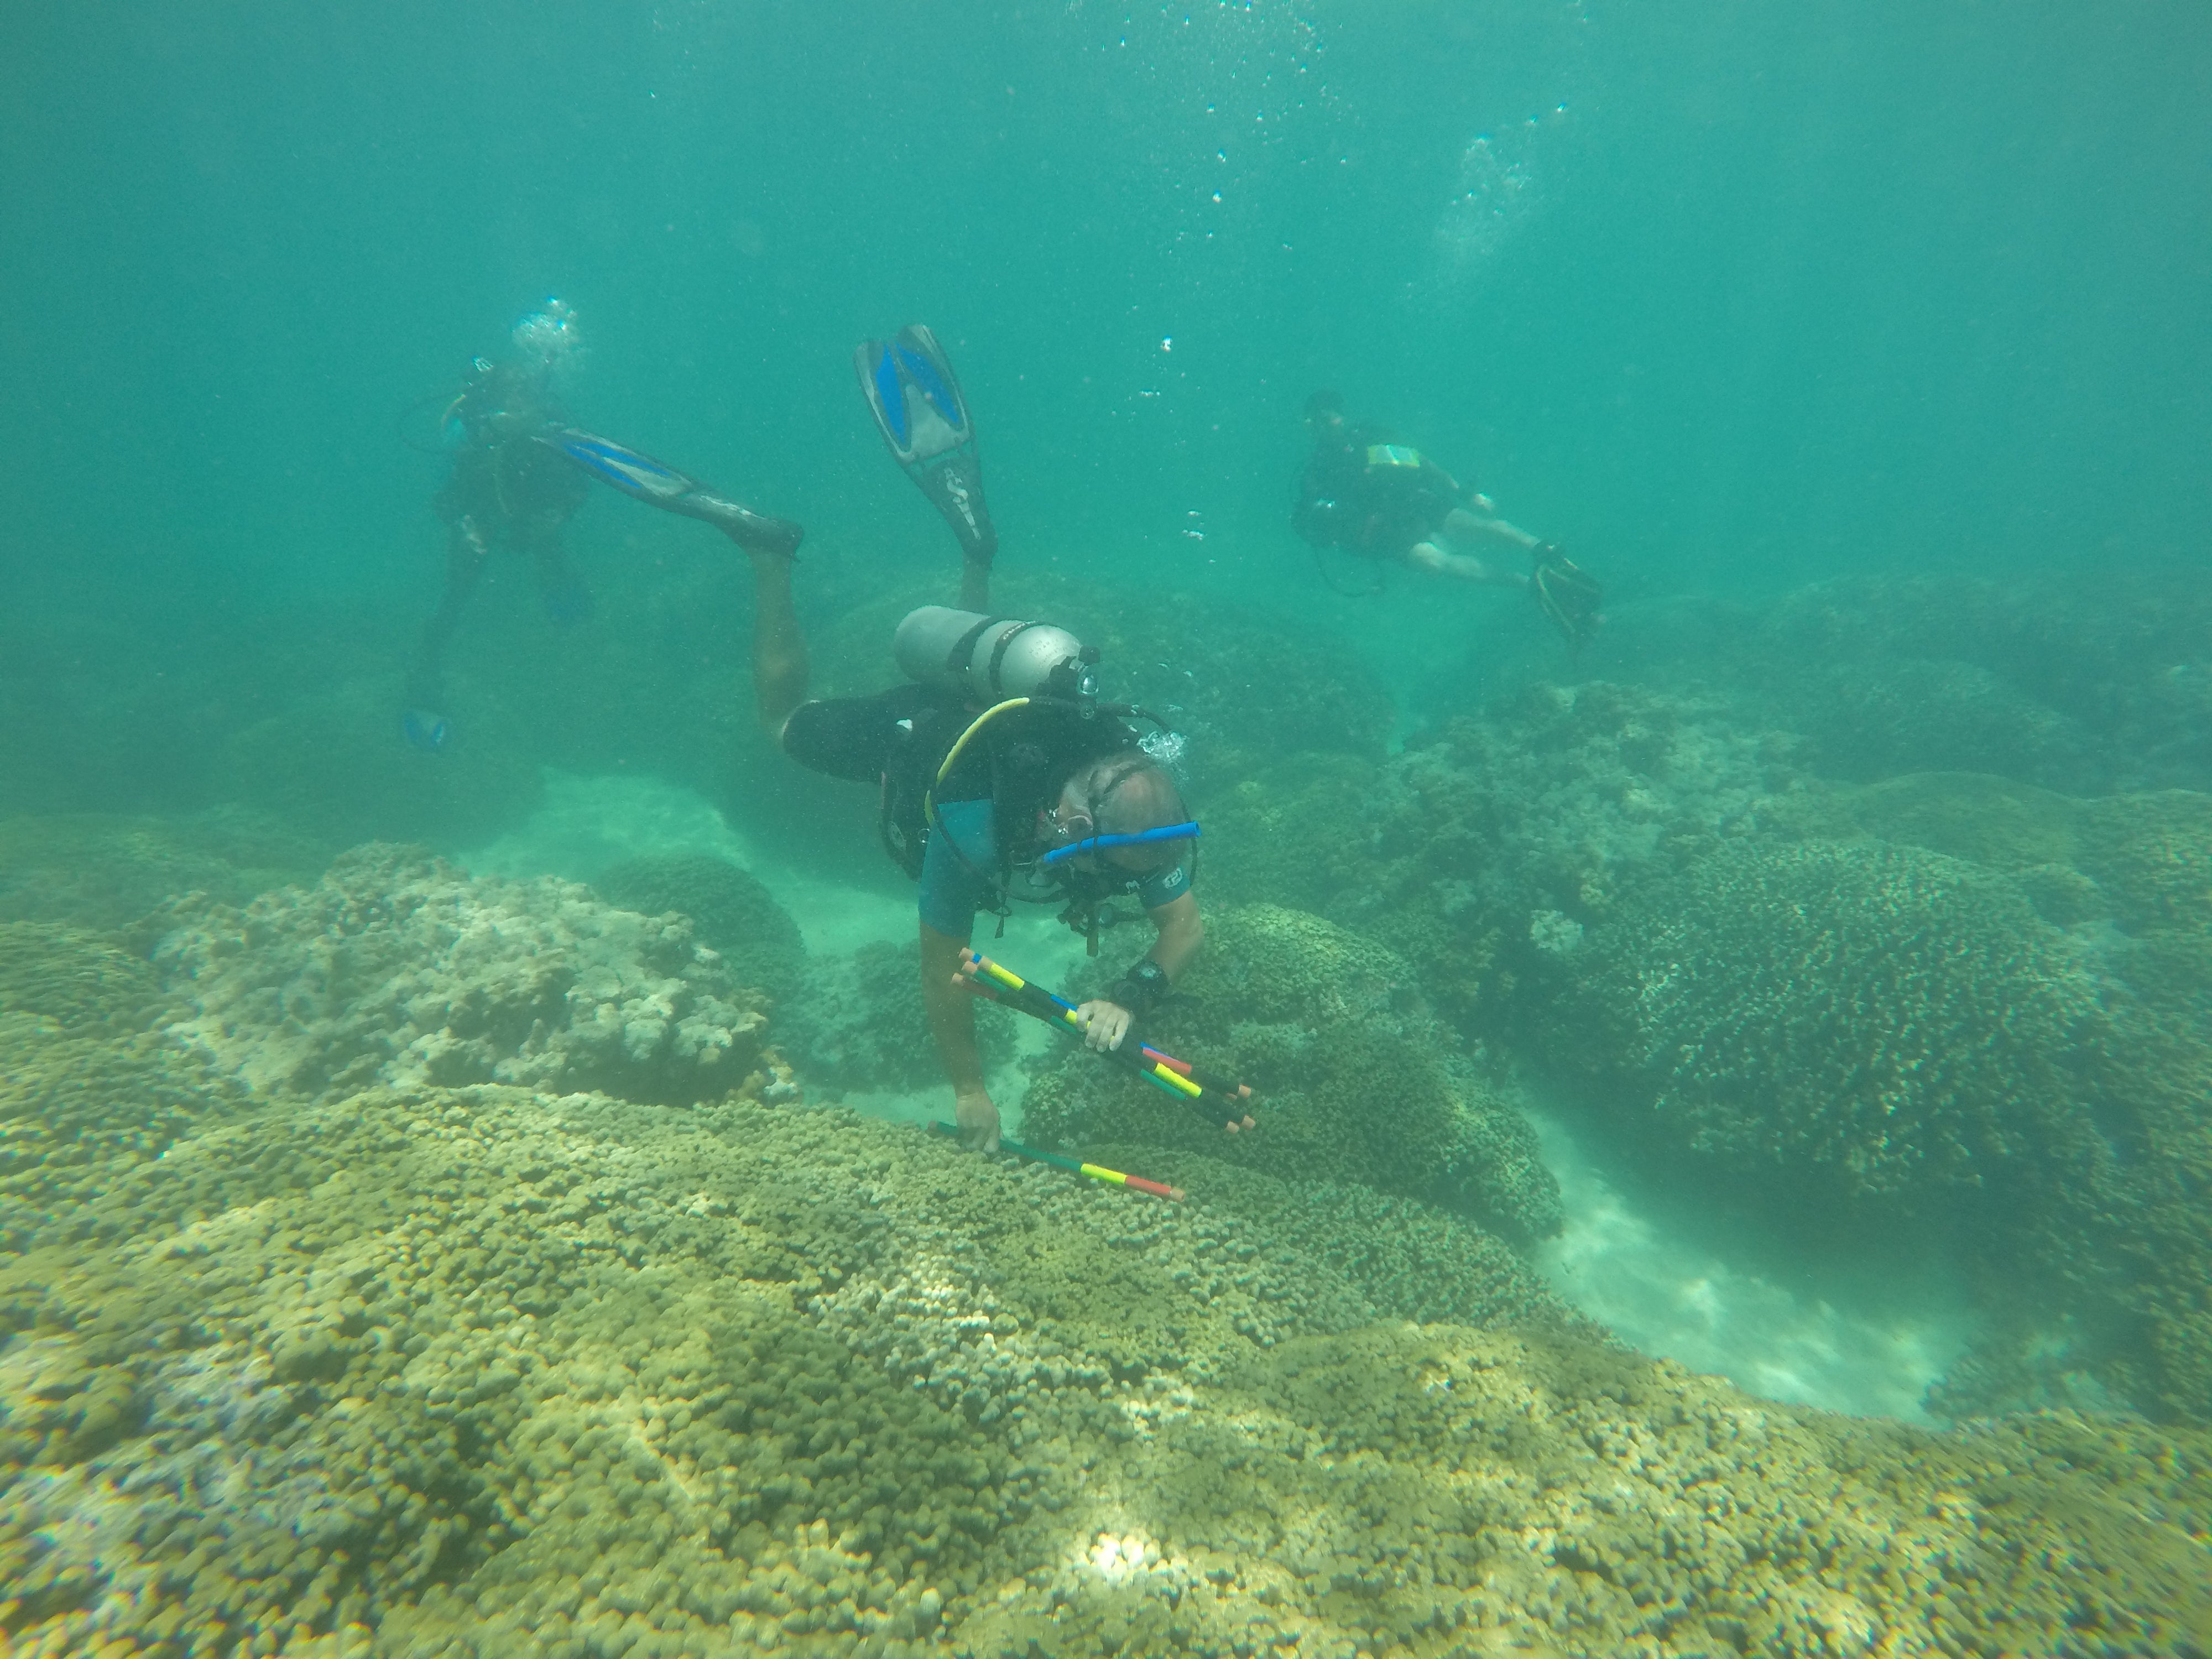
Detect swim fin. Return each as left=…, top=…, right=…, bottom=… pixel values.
left=855, top=325, right=998, bottom=566
left=537, top=428, right=805, bottom=557
left=1530, top=544, right=1604, bottom=651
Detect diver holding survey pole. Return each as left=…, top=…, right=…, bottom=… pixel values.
left=524, top=321, right=1222, bottom=1154
left=769, top=326, right=1218, bottom=1153
left=955, top=947, right=1256, bottom=1134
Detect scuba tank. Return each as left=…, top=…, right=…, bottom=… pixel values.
left=894, top=607, right=1100, bottom=706
left=888, top=607, right=1196, bottom=954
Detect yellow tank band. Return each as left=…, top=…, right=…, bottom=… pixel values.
left=1365, top=443, right=1423, bottom=468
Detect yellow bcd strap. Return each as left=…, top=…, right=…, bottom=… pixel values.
left=925, top=697, right=1031, bottom=832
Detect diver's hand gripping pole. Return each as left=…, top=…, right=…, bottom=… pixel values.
left=956, top=949, right=1255, bottom=1131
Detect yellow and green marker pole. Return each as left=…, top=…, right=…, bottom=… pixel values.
left=926, top=1120, right=1185, bottom=1201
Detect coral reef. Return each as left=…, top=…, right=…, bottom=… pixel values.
left=0, top=920, right=157, bottom=1033
left=1553, top=838, right=2122, bottom=1212
left=1548, top=828, right=2212, bottom=1425
left=158, top=844, right=775, bottom=1107
left=776, top=940, right=1008, bottom=1097
left=595, top=852, right=808, bottom=1005
left=1198, top=681, right=1794, bottom=1030
left=4, top=1061, right=2210, bottom=1657
left=1190, top=753, right=1386, bottom=919
left=1021, top=905, right=1562, bottom=1244
left=0, top=807, right=327, bottom=932
left=1078, top=1146, right=1588, bottom=1338
left=1735, top=567, right=2212, bottom=794
left=0, top=922, right=249, bottom=1261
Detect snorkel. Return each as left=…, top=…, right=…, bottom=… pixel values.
left=1039, top=821, right=1202, bottom=869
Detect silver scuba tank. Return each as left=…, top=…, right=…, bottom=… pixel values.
left=894, top=606, right=1100, bottom=703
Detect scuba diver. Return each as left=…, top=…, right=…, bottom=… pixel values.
left=1291, top=388, right=1604, bottom=649
left=744, top=325, right=1234, bottom=1154
left=402, top=300, right=801, bottom=752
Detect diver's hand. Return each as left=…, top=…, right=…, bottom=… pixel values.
left=954, top=1087, right=1002, bottom=1154
left=1224, top=1112, right=1255, bottom=1135
left=1076, top=1000, right=1135, bottom=1053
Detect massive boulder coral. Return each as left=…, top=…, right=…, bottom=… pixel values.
left=1685, top=566, right=2212, bottom=795
left=1020, top=905, right=1563, bottom=1244
left=0, top=921, right=248, bottom=1257
left=1553, top=838, right=2124, bottom=1212
left=158, top=844, right=775, bottom=1106
left=1548, top=831, right=2212, bottom=1424
left=0, top=807, right=326, bottom=931
left=594, top=851, right=808, bottom=1005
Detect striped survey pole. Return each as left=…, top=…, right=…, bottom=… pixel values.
left=927, top=1121, right=1185, bottom=1201
left=956, top=949, right=1256, bottom=1131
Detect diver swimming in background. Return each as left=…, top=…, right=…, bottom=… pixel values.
left=401, top=302, right=802, bottom=751
left=1291, top=388, right=1604, bottom=649
left=753, top=326, right=1234, bottom=1155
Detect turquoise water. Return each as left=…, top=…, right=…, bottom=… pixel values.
left=7, top=3, right=2208, bottom=611
left=6, top=7, right=2212, bottom=1655
left=7, top=0, right=2209, bottom=1410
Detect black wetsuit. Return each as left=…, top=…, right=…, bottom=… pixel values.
left=781, top=689, right=1188, bottom=937
left=1292, top=424, right=1464, bottom=560
left=406, top=382, right=593, bottom=713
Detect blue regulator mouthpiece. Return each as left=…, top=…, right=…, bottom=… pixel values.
left=1039, top=821, right=1201, bottom=869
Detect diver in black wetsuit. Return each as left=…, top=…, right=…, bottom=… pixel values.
left=1292, top=388, right=1602, bottom=645
left=742, top=326, right=1235, bottom=1155
left=401, top=303, right=802, bottom=752
left=401, top=352, right=592, bottom=752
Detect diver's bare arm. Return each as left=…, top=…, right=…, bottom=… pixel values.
left=920, top=923, right=990, bottom=1092
left=1074, top=891, right=1203, bottom=1055
left=1145, top=890, right=1204, bottom=979
left=921, top=921, right=1001, bottom=1150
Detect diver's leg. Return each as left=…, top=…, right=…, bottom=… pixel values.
left=1406, top=539, right=1525, bottom=588
left=407, top=518, right=491, bottom=712
left=959, top=555, right=990, bottom=612
left=750, top=550, right=810, bottom=737
left=1443, top=505, right=1542, bottom=555
left=529, top=530, right=595, bottom=625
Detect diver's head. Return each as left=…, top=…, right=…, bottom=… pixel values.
left=510, top=298, right=582, bottom=379
left=453, top=300, right=581, bottom=428
left=1305, top=388, right=1345, bottom=433
left=451, top=353, right=563, bottom=441
left=1049, top=755, right=1192, bottom=878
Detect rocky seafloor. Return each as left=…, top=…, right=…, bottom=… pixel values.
left=6, top=561, right=2212, bottom=1656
